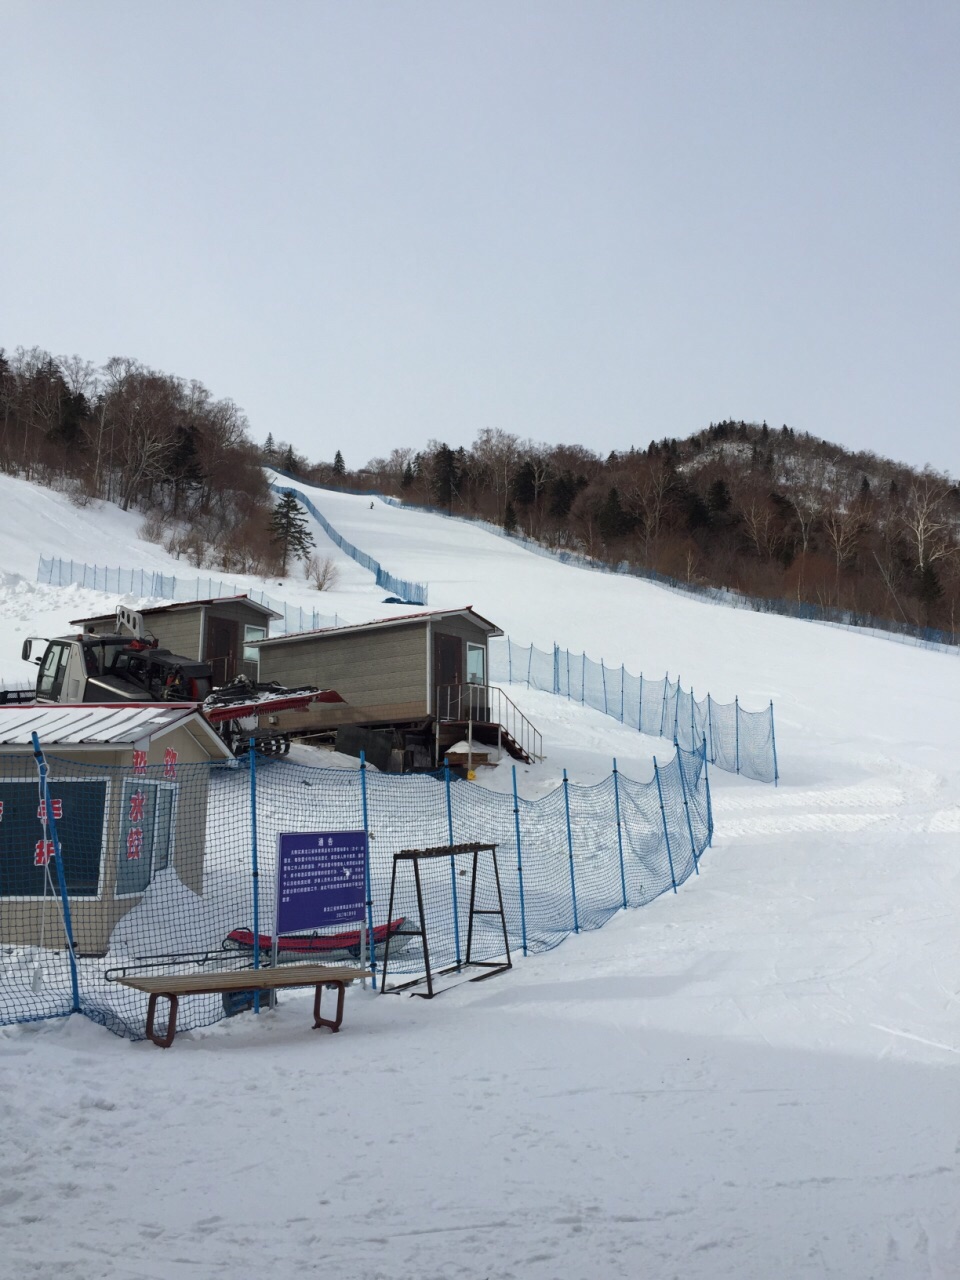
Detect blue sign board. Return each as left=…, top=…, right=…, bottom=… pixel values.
left=275, top=830, right=367, bottom=935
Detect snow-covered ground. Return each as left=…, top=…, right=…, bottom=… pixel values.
left=0, top=474, right=958, bottom=1279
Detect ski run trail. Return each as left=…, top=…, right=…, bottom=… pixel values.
left=0, top=470, right=957, bottom=1280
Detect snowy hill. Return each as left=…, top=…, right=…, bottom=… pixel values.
left=0, top=473, right=957, bottom=1279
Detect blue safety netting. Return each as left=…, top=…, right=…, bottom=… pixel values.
left=489, top=637, right=778, bottom=785
left=0, top=741, right=711, bottom=1040
left=268, top=483, right=428, bottom=606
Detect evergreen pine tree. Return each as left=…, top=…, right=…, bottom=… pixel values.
left=333, top=449, right=346, bottom=478
left=401, top=461, right=414, bottom=488
left=263, top=432, right=276, bottom=460
left=269, top=491, right=315, bottom=576
left=503, top=500, right=518, bottom=534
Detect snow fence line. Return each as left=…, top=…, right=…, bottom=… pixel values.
left=36, top=556, right=342, bottom=635
left=489, top=637, right=779, bottom=786
left=267, top=481, right=428, bottom=606
left=0, top=742, right=711, bottom=1040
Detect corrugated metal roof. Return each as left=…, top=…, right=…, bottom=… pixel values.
left=71, top=594, right=282, bottom=626
left=0, top=703, right=231, bottom=753
left=256, top=605, right=503, bottom=647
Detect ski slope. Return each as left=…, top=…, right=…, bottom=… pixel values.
left=0, top=474, right=957, bottom=1279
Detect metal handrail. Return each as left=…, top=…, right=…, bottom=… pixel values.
left=435, top=683, right=543, bottom=761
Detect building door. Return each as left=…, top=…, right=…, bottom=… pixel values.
left=205, top=617, right=240, bottom=685
left=433, top=632, right=463, bottom=716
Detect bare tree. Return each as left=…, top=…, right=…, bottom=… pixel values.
left=305, top=553, right=341, bottom=591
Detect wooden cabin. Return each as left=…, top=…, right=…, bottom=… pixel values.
left=0, top=704, right=233, bottom=956
left=255, top=607, right=541, bottom=769
left=71, top=596, right=281, bottom=685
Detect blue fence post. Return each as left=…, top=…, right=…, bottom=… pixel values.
left=735, top=696, right=741, bottom=775
left=612, top=759, right=628, bottom=908
left=674, top=745, right=700, bottom=874
left=672, top=677, right=681, bottom=742
left=507, top=637, right=513, bottom=684
left=444, top=758, right=463, bottom=968
left=526, top=645, right=533, bottom=689
left=359, top=750, right=376, bottom=988
left=249, top=737, right=261, bottom=1012
left=707, top=693, right=716, bottom=762
left=562, top=769, right=580, bottom=932
left=30, top=733, right=81, bottom=1013
left=702, top=739, right=714, bottom=846
left=620, top=664, right=625, bottom=722
left=638, top=673, right=643, bottom=732
left=553, top=644, right=560, bottom=695
left=689, top=687, right=696, bottom=754
left=581, top=652, right=585, bottom=703
left=512, top=766, right=528, bottom=957
left=565, top=647, right=571, bottom=699
left=653, top=756, right=678, bottom=893
left=659, top=672, right=669, bottom=736
left=770, top=700, right=779, bottom=786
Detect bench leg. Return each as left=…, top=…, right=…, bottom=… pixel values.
left=145, top=993, right=179, bottom=1048
left=313, top=982, right=345, bottom=1032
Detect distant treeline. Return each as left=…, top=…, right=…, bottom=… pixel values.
left=4, top=345, right=960, bottom=638
left=278, top=425, right=960, bottom=640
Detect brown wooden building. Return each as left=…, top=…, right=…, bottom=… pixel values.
left=72, top=596, right=281, bottom=684
left=255, top=607, right=541, bottom=768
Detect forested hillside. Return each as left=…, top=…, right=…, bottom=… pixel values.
left=281, top=428, right=960, bottom=641
left=4, top=344, right=958, bottom=639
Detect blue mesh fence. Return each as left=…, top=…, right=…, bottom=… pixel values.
left=36, top=557, right=342, bottom=635
left=0, top=741, right=711, bottom=1039
left=490, top=636, right=778, bottom=785
left=268, top=482, right=428, bottom=606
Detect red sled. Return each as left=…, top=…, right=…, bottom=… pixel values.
left=223, top=918, right=405, bottom=960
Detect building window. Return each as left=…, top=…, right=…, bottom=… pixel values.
left=116, top=780, right=177, bottom=897
left=243, top=626, right=267, bottom=676
left=466, top=643, right=486, bottom=685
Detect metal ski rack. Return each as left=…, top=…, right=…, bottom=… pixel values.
left=380, top=841, right=512, bottom=998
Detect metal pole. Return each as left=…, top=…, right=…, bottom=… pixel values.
left=653, top=757, right=678, bottom=893
left=581, top=651, right=585, bottom=703
left=30, top=734, right=80, bottom=1013
left=562, top=769, right=580, bottom=932
left=512, top=766, right=528, bottom=957
left=702, top=739, right=714, bottom=846
left=566, top=647, right=570, bottom=699
left=674, top=744, right=700, bottom=874
left=601, top=659, right=607, bottom=715
left=659, top=672, right=669, bottom=736
left=672, top=676, right=681, bottom=742
left=444, top=758, right=462, bottom=968
left=612, top=759, right=627, bottom=909
left=735, top=696, right=741, bottom=775
left=707, top=693, right=715, bottom=763
left=249, top=738, right=261, bottom=1012
left=620, top=664, right=625, bottom=723
left=360, top=751, right=375, bottom=988
left=770, top=700, right=779, bottom=786
left=526, top=644, right=533, bottom=688
left=638, top=673, right=643, bottom=732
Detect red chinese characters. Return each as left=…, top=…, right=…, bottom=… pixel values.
left=163, top=748, right=178, bottom=780
left=34, top=839, right=55, bottom=867
left=128, top=790, right=146, bottom=823
left=133, top=749, right=148, bottom=775
left=126, top=827, right=144, bottom=861
left=37, top=799, right=63, bottom=822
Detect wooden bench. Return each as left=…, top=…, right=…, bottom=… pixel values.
left=116, top=965, right=373, bottom=1048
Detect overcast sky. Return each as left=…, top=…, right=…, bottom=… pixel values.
left=2, top=2, right=957, bottom=475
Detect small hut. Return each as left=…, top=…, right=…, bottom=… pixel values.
left=255, top=607, right=541, bottom=767
left=72, top=595, right=281, bottom=684
left=0, top=704, right=232, bottom=955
